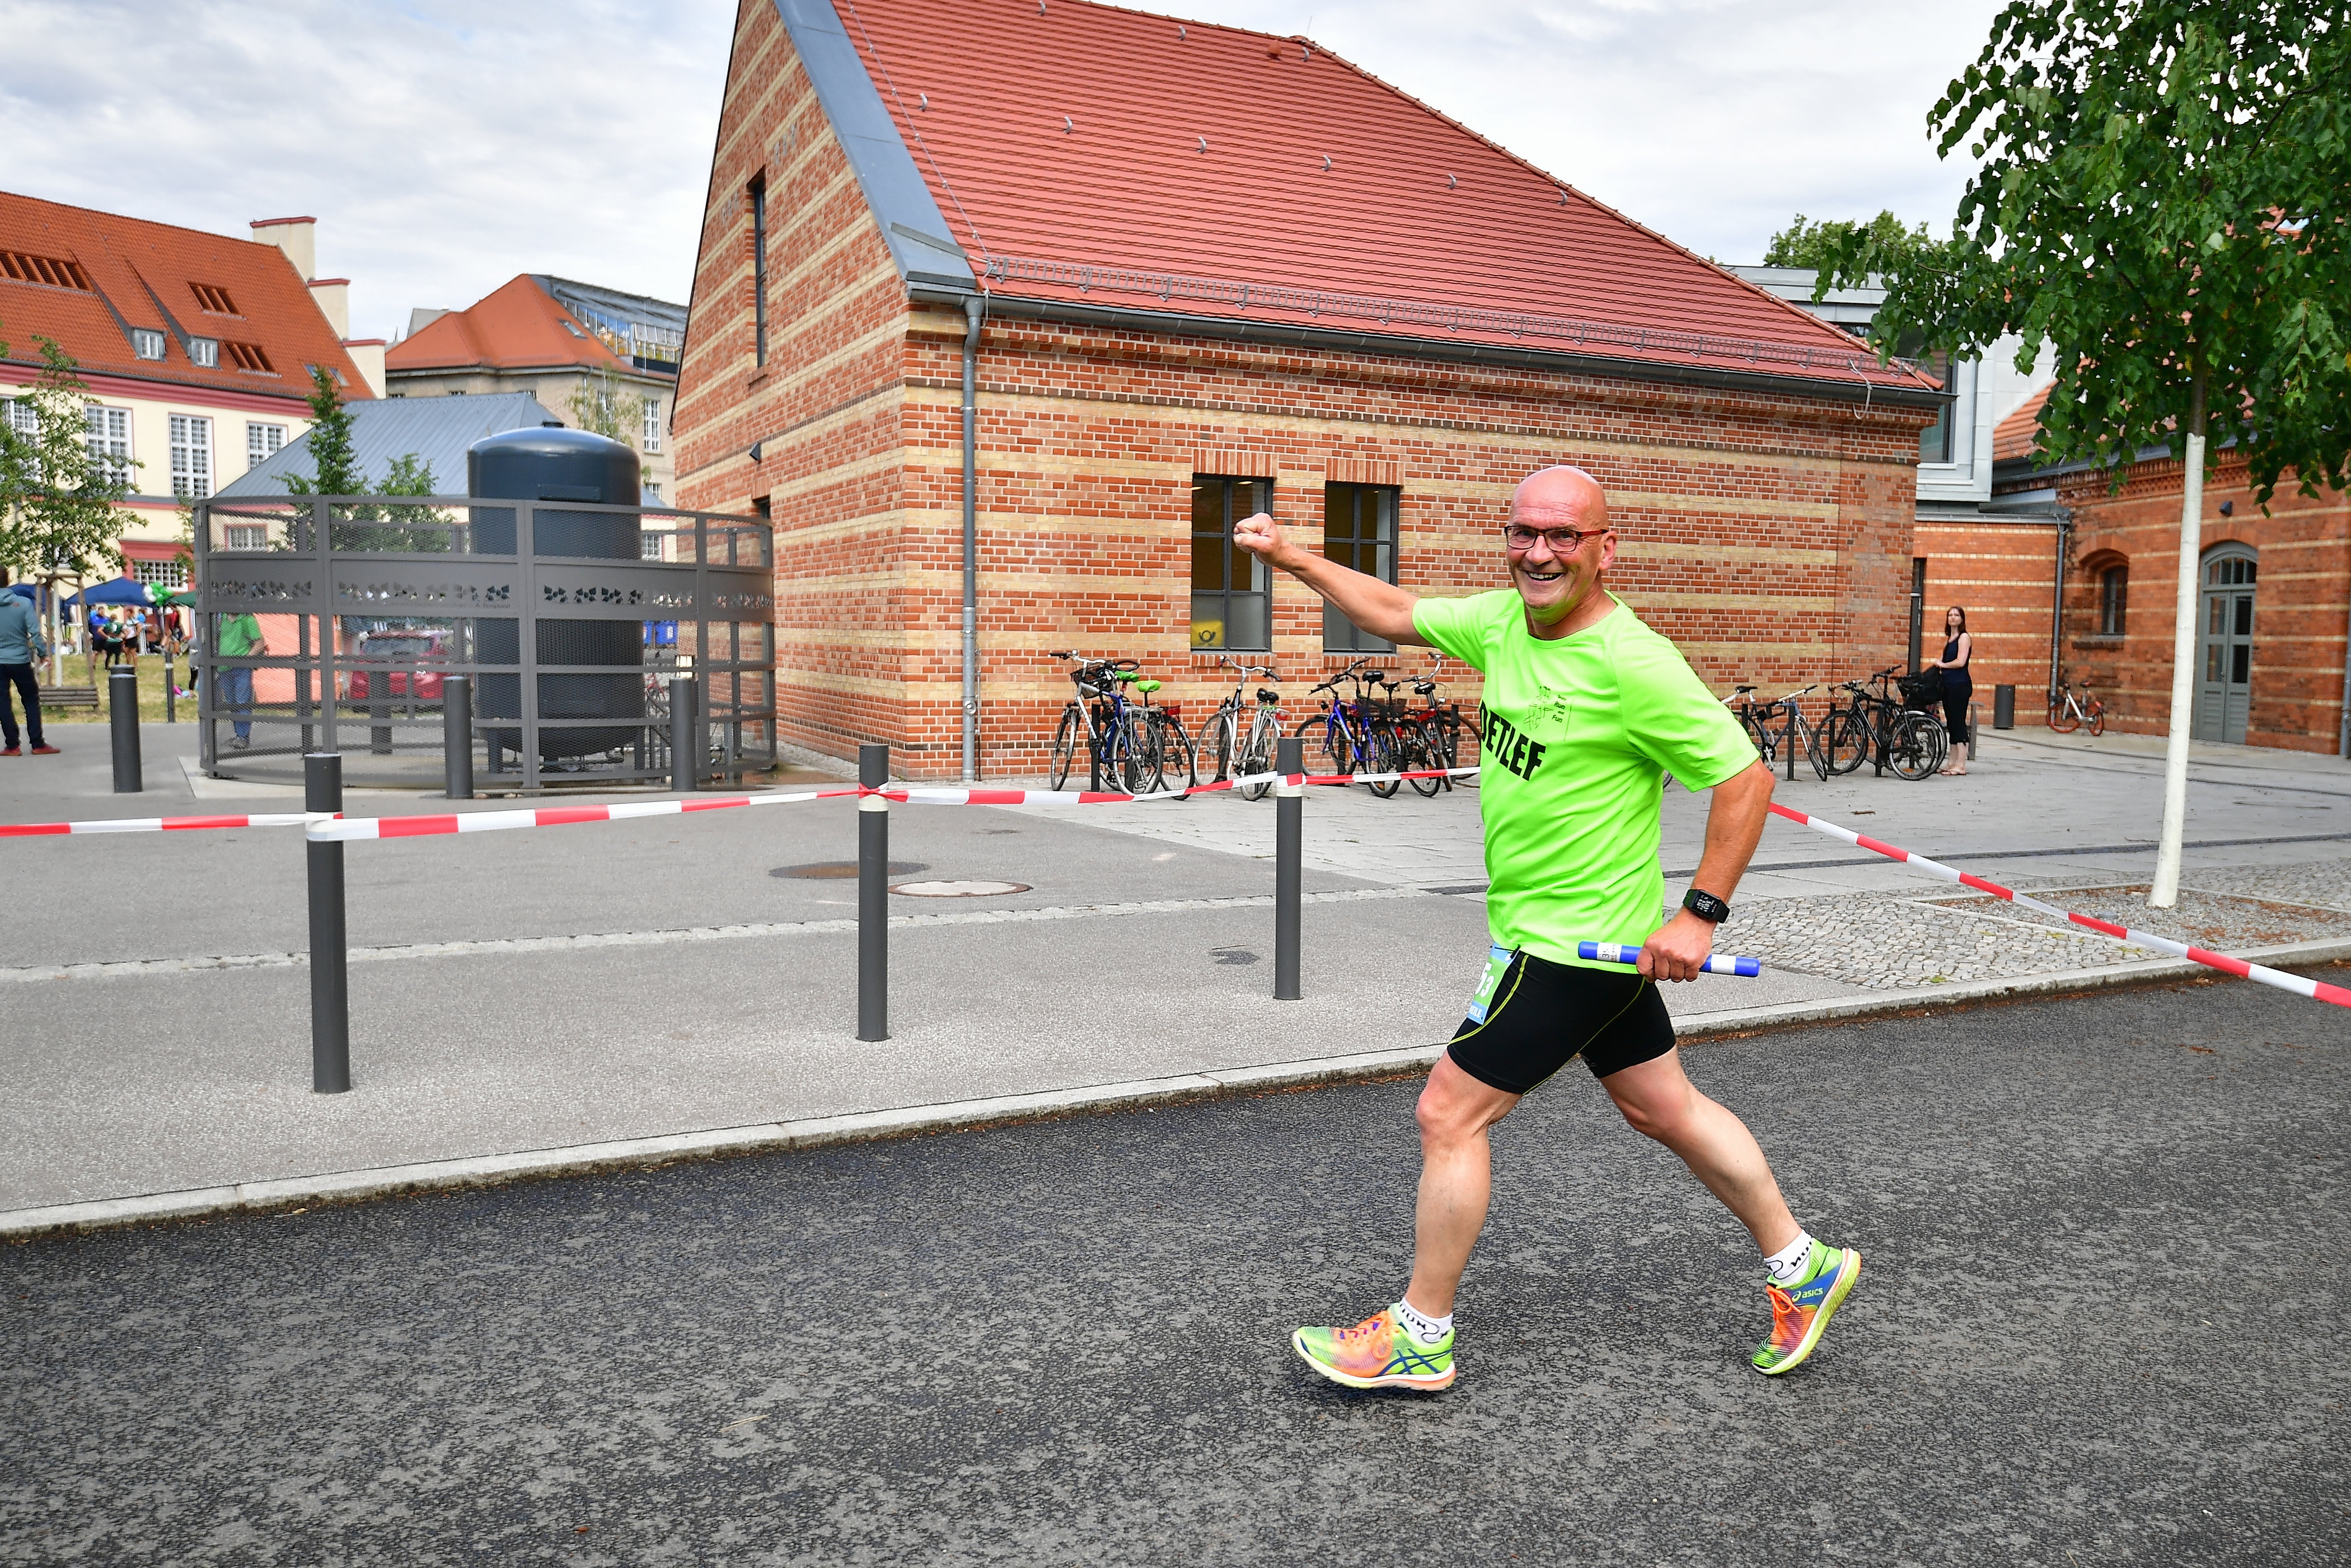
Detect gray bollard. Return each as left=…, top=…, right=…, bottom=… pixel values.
left=670, top=675, right=700, bottom=794
left=109, top=667, right=141, bottom=792
left=442, top=675, right=474, bottom=800
left=305, top=752, right=351, bottom=1093
left=1275, top=735, right=1302, bottom=1000
left=858, top=741, right=889, bottom=1041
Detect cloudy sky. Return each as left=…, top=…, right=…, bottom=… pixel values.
left=1, top=0, right=2002, bottom=344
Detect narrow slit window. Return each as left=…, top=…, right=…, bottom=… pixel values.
left=748, top=174, right=769, bottom=366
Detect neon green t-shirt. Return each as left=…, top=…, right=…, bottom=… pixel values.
left=1413, top=590, right=1757, bottom=969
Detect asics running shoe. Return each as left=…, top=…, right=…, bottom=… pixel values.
left=1291, top=1306, right=1455, bottom=1391
left=1751, top=1242, right=1862, bottom=1375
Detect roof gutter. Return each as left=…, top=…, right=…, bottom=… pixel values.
left=909, top=284, right=1949, bottom=412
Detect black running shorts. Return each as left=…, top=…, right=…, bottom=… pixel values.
left=1445, top=946, right=1677, bottom=1095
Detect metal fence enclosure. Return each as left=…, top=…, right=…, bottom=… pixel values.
left=192, top=496, right=775, bottom=791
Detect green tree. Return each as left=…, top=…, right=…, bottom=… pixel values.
left=1764, top=210, right=1943, bottom=275
left=567, top=368, right=644, bottom=445
left=1820, top=0, right=2350, bottom=904
left=0, top=332, right=138, bottom=680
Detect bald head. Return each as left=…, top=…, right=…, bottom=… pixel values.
left=1511, top=465, right=1609, bottom=530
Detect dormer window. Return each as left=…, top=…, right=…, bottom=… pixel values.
left=189, top=337, right=219, bottom=369
left=131, top=328, right=166, bottom=360
left=190, top=282, right=241, bottom=315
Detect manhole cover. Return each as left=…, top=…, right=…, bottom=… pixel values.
left=891, top=880, right=1031, bottom=898
left=772, top=861, right=928, bottom=880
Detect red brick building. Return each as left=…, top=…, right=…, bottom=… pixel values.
left=672, top=0, right=1943, bottom=778
left=1910, top=387, right=2350, bottom=756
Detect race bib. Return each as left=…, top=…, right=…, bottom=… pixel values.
left=1466, top=943, right=1514, bottom=1024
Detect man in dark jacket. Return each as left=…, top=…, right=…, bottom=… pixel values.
left=0, top=569, right=59, bottom=755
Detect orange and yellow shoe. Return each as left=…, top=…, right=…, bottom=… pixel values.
left=1291, top=1306, right=1455, bottom=1392
left=1751, top=1242, right=1862, bottom=1375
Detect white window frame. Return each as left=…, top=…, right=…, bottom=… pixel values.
left=222, top=523, right=269, bottom=552
left=188, top=337, right=219, bottom=369
left=132, top=557, right=188, bottom=590
left=169, top=414, right=213, bottom=499
left=85, top=404, right=132, bottom=486
left=130, top=328, right=166, bottom=360
left=247, top=421, right=286, bottom=468
left=642, top=397, right=663, bottom=453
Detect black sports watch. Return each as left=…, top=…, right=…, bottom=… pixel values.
left=1682, top=888, right=1730, bottom=924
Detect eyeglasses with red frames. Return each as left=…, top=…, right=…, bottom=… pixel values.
left=1501, top=523, right=1612, bottom=554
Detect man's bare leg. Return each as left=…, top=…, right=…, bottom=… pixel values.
left=1599, top=1047, right=1799, bottom=1253
left=1401, top=1054, right=1522, bottom=1317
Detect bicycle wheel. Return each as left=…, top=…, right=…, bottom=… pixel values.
left=1795, top=711, right=1830, bottom=781
left=1049, top=704, right=1081, bottom=791
left=1297, top=713, right=1352, bottom=776
left=2088, top=700, right=2106, bottom=737
left=1195, top=704, right=1235, bottom=783
left=1365, top=726, right=1403, bottom=797
left=1237, top=709, right=1280, bottom=800
left=1822, top=707, right=1870, bottom=774
left=1890, top=712, right=1946, bottom=781
left=1152, top=712, right=1197, bottom=794
left=1404, top=722, right=1444, bottom=796
left=2048, top=696, right=2080, bottom=734
left=1743, top=710, right=1777, bottom=764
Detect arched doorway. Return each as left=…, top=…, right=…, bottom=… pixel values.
left=2195, top=544, right=2257, bottom=743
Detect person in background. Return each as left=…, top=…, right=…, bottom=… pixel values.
left=1924, top=605, right=1973, bottom=776
left=0, top=569, right=59, bottom=756
left=214, top=608, right=266, bottom=749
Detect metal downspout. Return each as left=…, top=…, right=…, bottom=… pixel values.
left=2048, top=509, right=2071, bottom=707
left=961, top=295, right=982, bottom=782
left=2340, top=544, right=2351, bottom=757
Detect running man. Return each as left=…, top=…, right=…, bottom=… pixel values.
left=1232, top=464, right=1860, bottom=1391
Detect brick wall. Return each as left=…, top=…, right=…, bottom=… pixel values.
left=2058, top=454, right=2349, bottom=754
left=676, top=0, right=1932, bottom=779
left=1912, top=517, right=2060, bottom=720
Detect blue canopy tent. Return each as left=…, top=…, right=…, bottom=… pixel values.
left=63, top=576, right=161, bottom=608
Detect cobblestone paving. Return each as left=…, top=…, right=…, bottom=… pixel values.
left=2180, top=861, right=2351, bottom=914
left=1728, top=857, right=2351, bottom=991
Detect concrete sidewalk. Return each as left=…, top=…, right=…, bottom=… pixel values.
left=3, top=721, right=2348, bottom=1231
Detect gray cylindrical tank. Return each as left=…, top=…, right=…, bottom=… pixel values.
left=469, top=426, right=645, bottom=763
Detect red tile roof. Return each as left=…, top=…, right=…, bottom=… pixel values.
left=386, top=275, right=626, bottom=374
left=832, top=0, right=1929, bottom=388
left=1993, top=384, right=2053, bottom=463
left=0, top=190, right=368, bottom=402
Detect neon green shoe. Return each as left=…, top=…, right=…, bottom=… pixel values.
left=1291, top=1306, right=1455, bottom=1391
left=1751, top=1242, right=1862, bottom=1375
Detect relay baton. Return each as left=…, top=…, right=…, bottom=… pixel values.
left=1577, top=941, right=1761, bottom=978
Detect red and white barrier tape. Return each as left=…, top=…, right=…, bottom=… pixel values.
left=304, top=767, right=1481, bottom=841
left=313, top=788, right=856, bottom=841
left=1768, top=802, right=2351, bottom=1010
left=0, top=811, right=332, bottom=839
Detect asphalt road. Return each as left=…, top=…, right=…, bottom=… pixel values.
left=6, top=975, right=2348, bottom=1566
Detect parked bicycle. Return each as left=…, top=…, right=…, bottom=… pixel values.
left=1725, top=683, right=1829, bottom=781
left=1816, top=667, right=1947, bottom=781
left=1295, top=658, right=1405, bottom=796
left=1398, top=651, right=1470, bottom=796
left=2047, top=674, right=2106, bottom=735
left=1194, top=654, right=1284, bottom=800
left=1046, top=651, right=1191, bottom=793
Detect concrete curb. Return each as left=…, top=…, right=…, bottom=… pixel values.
left=7, top=940, right=2348, bottom=1243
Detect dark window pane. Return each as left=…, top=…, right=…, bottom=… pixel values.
left=1190, top=476, right=1271, bottom=650
left=2231, top=643, right=2250, bottom=683
left=2235, top=595, right=2252, bottom=636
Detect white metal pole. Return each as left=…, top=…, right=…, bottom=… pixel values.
left=2149, top=432, right=2205, bottom=908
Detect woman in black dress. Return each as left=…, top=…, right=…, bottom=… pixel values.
left=1924, top=605, right=1973, bottom=775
